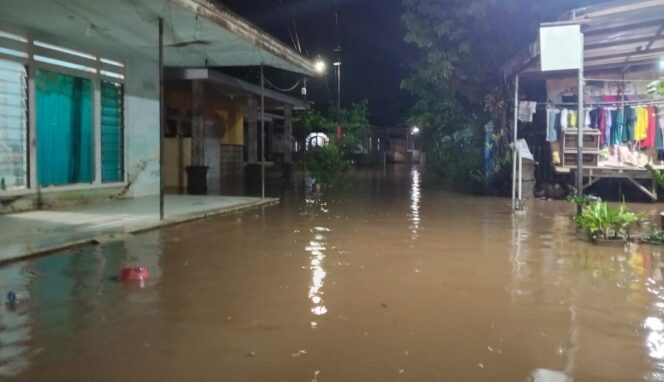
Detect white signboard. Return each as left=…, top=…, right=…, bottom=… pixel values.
left=540, top=24, right=583, bottom=71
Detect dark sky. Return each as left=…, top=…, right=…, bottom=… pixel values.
left=221, top=0, right=411, bottom=126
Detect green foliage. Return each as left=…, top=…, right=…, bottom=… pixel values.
left=427, top=123, right=485, bottom=192
left=647, top=227, right=664, bottom=244
left=294, top=101, right=371, bottom=154
left=647, top=164, right=664, bottom=189
left=574, top=201, right=642, bottom=241
left=300, top=145, right=351, bottom=186
left=401, top=0, right=605, bottom=188
left=566, top=194, right=597, bottom=206
left=646, top=78, right=664, bottom=96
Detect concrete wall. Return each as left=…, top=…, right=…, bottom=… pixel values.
left=164, top=86, right=246, bottom=191
left=123, top=56, right=160, bottom=198
left=0, top=52, right=161, bottom=214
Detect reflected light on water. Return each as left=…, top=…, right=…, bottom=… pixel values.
left=409, top=168, right=421, bottom=240
left=644, top=316, right=664, bottom=359
left=306, top=235, right=328, bottom=318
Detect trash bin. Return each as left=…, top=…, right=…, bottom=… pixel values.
left=185, top=165, right=209, bottom=195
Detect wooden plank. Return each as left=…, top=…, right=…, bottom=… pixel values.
left=626, top=176, right=658, bottom=201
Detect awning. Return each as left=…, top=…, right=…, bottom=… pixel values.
left=165, top=68, right=310, bottom=110
left=503, top=0, right=664, bottom=78
left=0, top=0, right=316, bottom=75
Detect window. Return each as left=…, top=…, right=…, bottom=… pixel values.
left=35, top=69, right=94, bottom=186
left=0, top=31, right=127, bottom=191
left=0, top=59, right=28, bottom=190
left=101, top=81, right=123, bottom=183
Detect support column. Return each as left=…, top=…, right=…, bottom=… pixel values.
left=511, top=75, right=519, bottom=211
left=284, top=105, right=293, bottom=163
left=247, top=95, right=258, bottom=164
left=158, top=17, right=164, bottom=220
left=191, top=80, right=206, bottom=166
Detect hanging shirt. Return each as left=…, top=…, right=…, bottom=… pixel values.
left=604, top=108, right=613, bottom=145
left=615, top=108, right=624, bottom=143
left=656, top=106, right=664, bottom=151
left=646, top=106, right=657, bottom=149
left=598, top=108, right=606, bottom=146
left=585, top=109, right=592, bottom=129
left=560, top=109, right=569, bottom=130
left=546, top=108, right=561, bottom=142
left=610, top=109, right=619, bottom=146
left=569, top=110, right=577, bottom=128
left=635, top=106, right=648, bottom=144
left=623, top=106, right=634, bottom=142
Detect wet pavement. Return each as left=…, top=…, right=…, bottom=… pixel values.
left=2, top=165, right=664, bottom=381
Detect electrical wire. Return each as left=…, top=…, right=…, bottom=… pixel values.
left=264, top=77, right=302, bottom=92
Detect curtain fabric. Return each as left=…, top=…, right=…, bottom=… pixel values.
left=36, top=70, right=94, bottom=186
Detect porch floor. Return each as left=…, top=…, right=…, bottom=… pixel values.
left=0, top=195, right=278, bottom=263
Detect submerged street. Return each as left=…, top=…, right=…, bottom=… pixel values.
left=2, top=165, right=664, bottom=381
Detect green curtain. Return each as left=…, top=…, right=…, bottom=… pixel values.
left=101, top=81, right=123, bottom=183
left=36, top=70, right=94, bottom=186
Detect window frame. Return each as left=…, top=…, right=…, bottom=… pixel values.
left=0, top=29, right=127, bottom=196
left=0, top=59, right=29, bottom=191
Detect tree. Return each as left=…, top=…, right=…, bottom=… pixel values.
left=294, top=100, right=371, bottom=154
left=401, top=0, right=604, bottom=190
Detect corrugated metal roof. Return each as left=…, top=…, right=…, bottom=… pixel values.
left=0, top=0, right=317, bottom=75
left=503, top=0, right=664, bottom=77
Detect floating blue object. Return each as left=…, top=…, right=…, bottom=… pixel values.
left=6, top=291, right=17, bottom=305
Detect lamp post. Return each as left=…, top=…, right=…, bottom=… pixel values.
left=334, top=46, right=342, bottom=126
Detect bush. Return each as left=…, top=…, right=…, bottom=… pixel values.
left=574, top=200, right=642, bottom=241
left=300, top=145, right=351, bottom=186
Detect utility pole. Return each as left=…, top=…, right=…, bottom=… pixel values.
left=334, top=45, right=342, bottom=147
left=260, top=63, right=265, bottom=199
left=334, top=46, right=342, bottom=124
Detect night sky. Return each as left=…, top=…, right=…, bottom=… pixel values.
left=221, top=0, right=411, bottom=126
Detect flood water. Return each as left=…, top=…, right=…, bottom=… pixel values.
left=2, top=165, right=664, bottom=381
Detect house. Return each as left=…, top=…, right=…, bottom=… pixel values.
left=0, top=0, right=316, bottom=213
left=163, top=68, right=309, bottom=193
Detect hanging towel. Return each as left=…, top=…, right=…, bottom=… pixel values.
left=546, top=108, right=561, bottom=142
left=560, top=109, right=569, bottom=130
left=518, top=101, right=537, bottom=122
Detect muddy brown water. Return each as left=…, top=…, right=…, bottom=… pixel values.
left=2, top=165, right=664, bottom=381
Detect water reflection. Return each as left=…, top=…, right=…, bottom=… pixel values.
left=0, top=263, right=32, bottom=378
left=306, top=227, right=329, bottom=321
left=409, top=168, right=421, bottom=240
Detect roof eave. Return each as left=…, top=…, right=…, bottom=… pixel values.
left=173, top=0, right=317, bottom=76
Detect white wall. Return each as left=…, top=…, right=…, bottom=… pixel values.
left=124, top=56, right=160, bottom=197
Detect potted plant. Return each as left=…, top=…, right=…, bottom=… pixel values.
left=574, top=200, right=642, bottom=244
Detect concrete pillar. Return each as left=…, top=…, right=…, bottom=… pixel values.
left=284, top=105, right=293, bottom=163
left=191, top=80, right=205, bottom=166
left=247, top=95, right=258, bottom=163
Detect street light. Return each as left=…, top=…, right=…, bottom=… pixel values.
left=314, top=59, right=327, bottom=75
left=411, top=126, right=420, bottom=135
